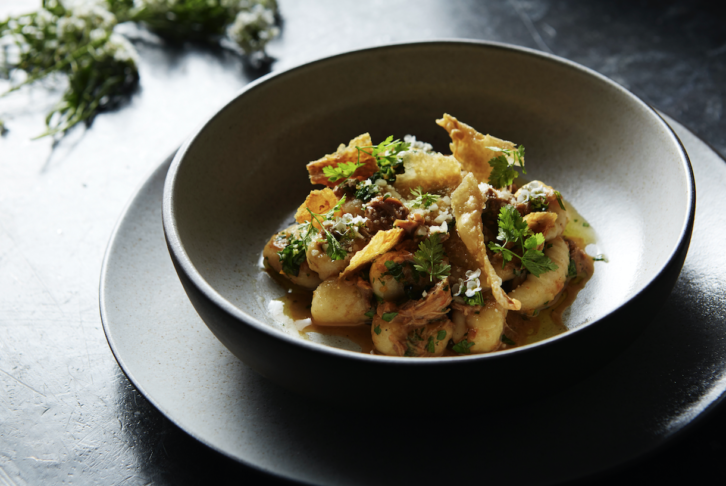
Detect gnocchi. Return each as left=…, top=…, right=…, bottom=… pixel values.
left=262, top=114, right=596, bottom=356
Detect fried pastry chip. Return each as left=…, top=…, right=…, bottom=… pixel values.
left=341, top=227, right=405, bottom=277
left=436, top=113, right=516, bottom=184
left=451, top=173, right=521, bottom=311
left=393, top=151, right=462, bottom=198
left=306, top=133, right=378, bottom=187
left=295, top=188, right=340, bottom=228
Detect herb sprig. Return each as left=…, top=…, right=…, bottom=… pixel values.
left=487, top=205, right=558, bottom=277
left=487, top=145, right=526, bottom=189
left=322, top=161, right=364, bottom=183
left=0, top=0, right=280, bottom=139
left=356, top=136, right=410, bottom=183
left=409, top=187, right=440, bottom=209
left=306, top=196, right=348, bottom=261
left=412, top=233, right=451, bottom=282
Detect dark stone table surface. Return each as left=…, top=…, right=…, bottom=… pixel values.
left=1, top=1, right=725, bottom=484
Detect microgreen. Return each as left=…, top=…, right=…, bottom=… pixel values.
left=412, top=234, right=451, bottom=282
left=409, top=187, right=440, bottom=209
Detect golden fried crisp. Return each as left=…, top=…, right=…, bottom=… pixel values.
left=295, top=188, right=340, bottom=228
left=436, top=113, right=516, bottom=184
left=451, top=173, right=521, bottom=311
left=393, top=151, right=462, bottom=198
left=306, top=133, right=378, bottom=187
left=341, top=227, right=405, bottom=277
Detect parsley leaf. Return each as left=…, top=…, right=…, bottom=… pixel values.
left=412, top=233, right=451, bottom=282
left=497, top=205, right=531, bottom=245
left=426, top=336, right=435, bottom=353
left=365, top=310, right=375, bottom=320
left=322, top=161, right=364, bottom=183
left=277, top=222, right=316, bottom=276
left=354, top=179, right=380, bottom=202
left=381, top=312, right=398, bottom=322
left=409, top=187, right=440, bottom=209
left=452, top=339, right=474, bottom=354
left=462, top=291, right=485, bottom=306
left=356, top=136, right=410, bottom=183
left=487, top=204, right=558, bottom=277
left=486, top=145, right=526, bottom=189
left=436, top=330, right=447, bottom=341
left=383, top=260, right=406, bottom=281
left=520, top=249, right=559, bottom=276
left=305, top=196, right=349, bottom=261
left=374, top=324, right=382, bottom=334
left=567, top=258, right=577, bottom=278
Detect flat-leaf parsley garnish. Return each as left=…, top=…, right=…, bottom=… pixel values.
left=412, top=233, right=451, bottom=282
left=486, top=145, right=526, bottom=189
left=306, top=196, right=349, bottom=261
left=487, top=205, right=558, bottom=277
left=409, top=187, right=440, bottom=209
left=322, top=161, right=364, bottom=183
left=277, top=222, right=315, bottom=277
left=452, top=339, right=474, bottom=354
left=356, top=136, right=410, bottom=183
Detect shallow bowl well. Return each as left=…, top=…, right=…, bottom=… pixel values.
left=162, top=41, right=694, bottom=406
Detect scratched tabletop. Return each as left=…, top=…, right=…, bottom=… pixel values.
left=1, top=1, right=725, bottom=484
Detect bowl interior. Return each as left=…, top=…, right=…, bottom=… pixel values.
left=168, top=42, right=691, bottom=353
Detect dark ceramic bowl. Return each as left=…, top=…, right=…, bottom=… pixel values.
left=162, top=41, right=694, bottom=406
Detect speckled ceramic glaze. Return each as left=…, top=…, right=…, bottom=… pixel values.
left=162, top=41, right=694, bottom=405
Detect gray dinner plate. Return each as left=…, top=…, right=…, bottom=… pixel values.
left=100, top=114, right=726, bottom=486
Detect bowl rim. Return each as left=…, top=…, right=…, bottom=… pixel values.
left=162, top=39, right=696, bottom=365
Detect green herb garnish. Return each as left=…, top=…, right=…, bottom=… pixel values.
left=426, top=336, right=435, bottom=353
left=374, top=324, right=382, bottom=334
left=277, top=222, right=315, bottom=276
left=322, top=161, right=364, bottom=183
left=412, top=233, right=451, bottom=282
left=567, top=258, right=577, bottom=278
left=452, top=339, right=474, bottom=354
left=381, top=312, right=398, bottom=322
left=409, top=187, right=440, bottom=209
left=554, top=191, right=566, bottom=210
left=436, top=330, right=447, bottom=341
left=487, top=205, right=558, bottom=277
left=501, top=335, right=516, bottom=346
left=383, top=260, right=406, bottom=282
left=462, top=291, right=485, bottom=307
left=486, top=145, right=526, bottom=189
left=305, top=196, right=349, bottom=261
left=356, top=135, right=410, bottom=183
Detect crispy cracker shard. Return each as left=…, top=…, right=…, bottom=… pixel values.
left=393, top=151, right=462, bottom=198
left=450, top=172, right=521, bottom=311
left=436, top=113, right=516, bottom=184
left=306, top=133, right=379, bottom=187
left=341, top=227, right=405, bottom=277
left=295, top=188, right=340, bottom=228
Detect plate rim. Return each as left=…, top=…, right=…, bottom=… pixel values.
left=100, top=114, right=723, bottom=486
